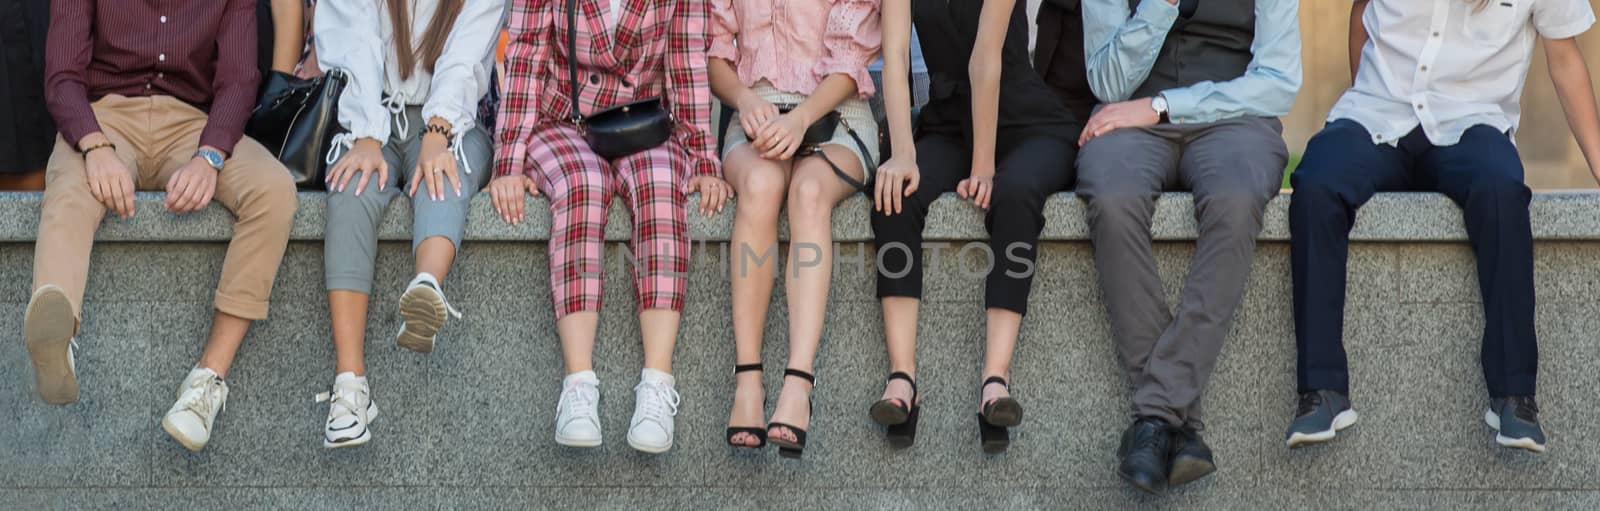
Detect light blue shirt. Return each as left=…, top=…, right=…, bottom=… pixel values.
left=870, top=28, right=928, bottom=75
left=1080, top=0, right=1302, bottom=124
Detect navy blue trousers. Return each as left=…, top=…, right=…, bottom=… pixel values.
left=1290, top=119, right=1538, bottom=398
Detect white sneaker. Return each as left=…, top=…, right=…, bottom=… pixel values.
left=161, top=367, right=229, bottom=452
left=25, top=285, right=79, bottom=405
left=627, top=369, right=680, bottom=454
left=397, top=273, right=462, bottom=353
left=555, top=371, right=603, bottom=447
left=315, top=372, right=380, bottom=449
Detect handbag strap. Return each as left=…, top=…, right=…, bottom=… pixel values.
left=565, top=0, right=584, bottom=124
left=807, top=118, right=875, bottom=194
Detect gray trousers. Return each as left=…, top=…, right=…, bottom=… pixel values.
left=1075, top=116, right=1287, bottom=427
left=325, top=106, right=494, bottom=293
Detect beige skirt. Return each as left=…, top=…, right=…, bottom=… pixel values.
left=722, top=81, right=879, bottom=177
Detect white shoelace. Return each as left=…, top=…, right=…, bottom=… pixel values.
left=634, top=381, right=681, bottom=424
left=176, top=375, right=226, bottom=418
left=558, top=384, right=599, bottom=426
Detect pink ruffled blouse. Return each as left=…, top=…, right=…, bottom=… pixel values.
left=709, top=0, right=882, bottom=98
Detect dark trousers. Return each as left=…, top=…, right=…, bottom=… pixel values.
left=872, top=128, right=1078, bottom=315
left=1291, top=119, right=1538, bottom=398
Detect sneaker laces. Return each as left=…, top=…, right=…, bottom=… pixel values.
left=1295, top=392, right=1324, bottom=417
left=1508, top=396, right=1540, bottom=422
left=176, top=374, right=226, bottom=418
left=558, top=384, right=599, bottom=425
left=634, top=380, right=681, bottom=424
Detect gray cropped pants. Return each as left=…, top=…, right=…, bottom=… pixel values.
left=324, top=106, right=494, bottom=293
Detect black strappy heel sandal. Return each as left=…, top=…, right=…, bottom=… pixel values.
left=768, top=368, right=814, bottom=459
left=725, top=363, right=767, bottom=448
left=978, top=376, right=1022, bottom=454
left=980, top=376, right=1023, bottom=427
left=869, top=372, right=920, bottom=448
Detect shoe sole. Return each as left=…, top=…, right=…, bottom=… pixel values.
left=25, top=286, right=78, bottom=405
left=1167, top=455, right=1216, bottom=487
left=1117, top=470, right=1166, bottom=496
left=1286, top=409, right=1359, bottom=449
left=160, top=417, right=207, bottom=452
left=1484, top=410, right=1547, bottom=453
left=555, top=433, right=603, bottom=448
left=397, top=285, right=447, bottom=353
left=627, top=435, right=672, bottom=454
left=324, top=405, right=379, bottom=449
left=869, top=400, right=909, bottom=426
left=983, top=398, right=1024, bottom=427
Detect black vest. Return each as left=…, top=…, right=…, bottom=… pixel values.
left=1129, top=0, right=1255, bottom=99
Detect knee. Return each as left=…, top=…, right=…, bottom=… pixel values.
left=1466, top=174, right=1531, bottom=208
left=736, top=172, right=786, bottom=221
left=244, top=172, right=298, bottom=226
left=989, top=178, right=1048, bottom=214
left=549, top=171, right=610, bottom=209
left=785, top=176, right=833, bottom=222
left=1084, top=188, right=1154, bottom=230
left=1195, top=190, right=1267, bottom=232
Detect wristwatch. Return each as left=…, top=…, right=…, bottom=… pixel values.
left=1151, top=94, right=1171, bottom=124
left=195, top=148, right=225, bottom=171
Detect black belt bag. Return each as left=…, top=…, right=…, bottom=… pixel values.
left=745, top=105, right=875, bottom=193
left=565, top=0, right=673, bottom=160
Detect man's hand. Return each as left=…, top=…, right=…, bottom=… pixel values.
left=1079, top=98, right=1161, bottom=146
left=81, top=134, right=136, bottom=219
left=165, top=149, right=221, bottom=214
left=488, top=174, right=540, bottom=225
left=409, top=130, right=461, bottom=201
left=326, top=138, right=388, bottom=195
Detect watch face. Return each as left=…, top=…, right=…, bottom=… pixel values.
left=200, top=151, right=224, bottom=168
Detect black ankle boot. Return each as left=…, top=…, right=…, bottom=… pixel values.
left=1117, top=417, right=1172, bottom=495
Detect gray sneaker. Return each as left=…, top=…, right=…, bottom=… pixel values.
left=1486, top=396, right=1545, bottom=453
left=1285, top=390, right=1358, bottom=448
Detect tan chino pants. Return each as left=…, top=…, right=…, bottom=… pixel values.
left=33, top=94, right=297, bottom=321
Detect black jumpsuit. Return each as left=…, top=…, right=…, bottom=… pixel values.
left=872, top=0, right=1084, bottom=315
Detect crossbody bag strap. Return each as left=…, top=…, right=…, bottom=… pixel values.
left=811, top=117, right=875, bottom=194
left=565, top=0, right=584, bottom=124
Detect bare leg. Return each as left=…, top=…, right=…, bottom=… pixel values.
left=414, top=237, right=456, bottom=281
left=194, top=311, right=252, bottom=378
left=979, top=308, right=1022, bottom=411
left=722, top=144, right=791, bottom=446
left=558, top=312, right=600, bottom=374
left=879, top=296, right=919, bottom=407
left=768, top=146, right=862, bottom=444
left=328, top=290, right=370, bottom=375
left=640, top=309, right=681, bottom=373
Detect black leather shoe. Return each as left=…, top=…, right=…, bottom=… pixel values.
left=1167, top=424, right=1216, bottom=487
left=1117, top=417, right=1172, bottom=495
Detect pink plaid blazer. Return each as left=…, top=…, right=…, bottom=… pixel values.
left=494, top=0, right=719, bottom=178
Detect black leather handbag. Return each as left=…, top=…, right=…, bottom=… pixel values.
left=245, top=68, right=348, bottom=188
left=565, top=0, right=673, bottom=159
left=746, top=105, right=875, bottom=193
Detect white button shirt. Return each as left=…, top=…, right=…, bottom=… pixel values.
left=1327, top=0, right=1595, bottom=146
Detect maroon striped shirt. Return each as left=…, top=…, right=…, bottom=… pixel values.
left=44, top=0, right=260, bottom=154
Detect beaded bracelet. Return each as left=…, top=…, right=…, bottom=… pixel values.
left=81, top=141, right=116, bottom=155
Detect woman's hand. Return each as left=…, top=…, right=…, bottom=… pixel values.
left=874, top=155, right=920, bottom=215
left=956, top=161, right=995, bottom=210
left=488, top=174, right=539, bottom=225
left=326, top=138, right=388, bottom=195
left=735, top=93, right=780, bottom=143
left=687, top=175, right=732, bottom=216
left=755, top=112, right=808, bottom=160
left=409, top=132, right=462, bottom=201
